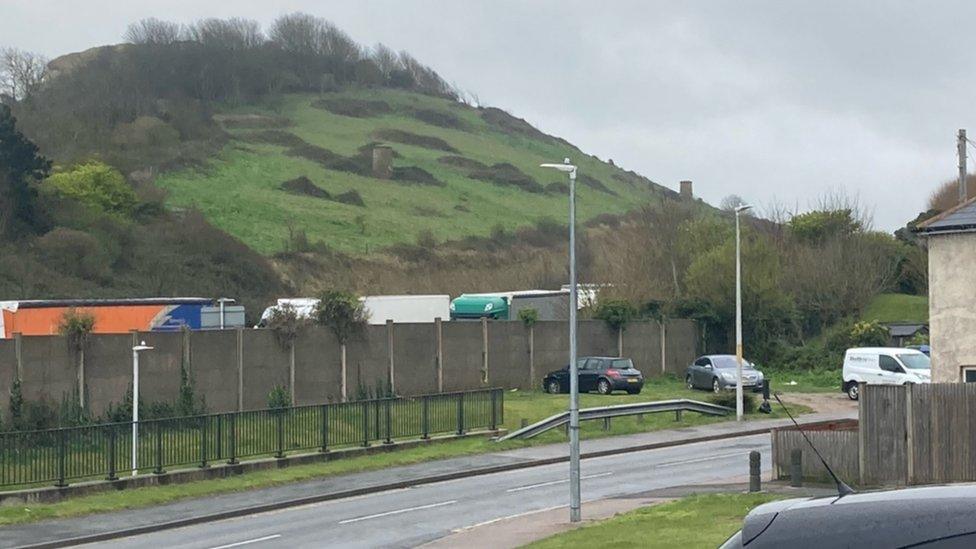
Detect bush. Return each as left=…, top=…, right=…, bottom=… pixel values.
left=267, top=385, right=291, bottom=409
left=46, top=161, right=137, bottom=215
left=58, top=308, right=96, bottom=350
left=518, top=308, right=539, bottom=328
left=315, top=291, right=369, bottom=344
left=265, top=303, right=308, bottom=348
left=850, top=320, right=889, bottom=347
left=710, top=392, right=756, bottom=413
left=594, top=299, right=638, bottom=332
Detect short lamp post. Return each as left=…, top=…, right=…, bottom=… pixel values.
left=217, top=297, right=235, bottom=330
left=734, top=204, right=753, bottom=421
left=540, top=158, right=581, bottom=523
left=132, top=341, right=154, bottom=476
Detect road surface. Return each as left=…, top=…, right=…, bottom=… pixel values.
left=80, top=434, right=769, bottom=549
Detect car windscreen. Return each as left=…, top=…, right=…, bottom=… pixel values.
left=712, top=356, right=754, bottom=369
left=898, top=353, right=931, bottom=370
left=611, top=359, right=635, bottom=369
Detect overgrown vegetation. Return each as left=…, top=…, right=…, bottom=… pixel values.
left=314, top=291, right=369, bottom=344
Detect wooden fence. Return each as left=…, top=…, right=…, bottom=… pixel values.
left=772, top=427, right=859, bottom=483
left=775, top=384, right=976, bottom=487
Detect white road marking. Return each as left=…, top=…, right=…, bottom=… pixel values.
left=506, top=472, right=614, bottom=493
left=450, top=504, right=567, bottom=533
left=655, top=451, right=749, bottom=468
left=208, top=534, right=281, bottom=549
left=338, top=500, right=458, bottom=524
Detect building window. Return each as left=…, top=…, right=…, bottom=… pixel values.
left=963, top=367, right=976, bottom=383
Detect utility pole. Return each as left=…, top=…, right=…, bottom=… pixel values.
left=959, top=129, right=967, bottom=204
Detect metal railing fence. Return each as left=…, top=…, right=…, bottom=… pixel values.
left=0, top=388, right=503, bottom=489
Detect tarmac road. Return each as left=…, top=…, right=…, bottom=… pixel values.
left=81, top=434, right=769, bottom=549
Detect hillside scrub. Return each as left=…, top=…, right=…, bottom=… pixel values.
left=589, top=197, right=924, bottom=369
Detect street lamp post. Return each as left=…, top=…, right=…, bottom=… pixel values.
left=540, top=158, right=580, bottom=523
left=132, top=341, right=154, bottom=476
left=217, top=297, right=235, bottom=330
left=734, top=204, right=753, bottom=422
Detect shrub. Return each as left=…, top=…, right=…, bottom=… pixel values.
left=46, top=161, right=137, bottom=215
left=518, top=308, right=539, bottom=328
left=58, top=308, right=96, bottom=350
left=265, top=303, right=309, bottom=348
left=594, top=299, right=638, bottom=332
left=314, top=291, right=369, bottom=344
left=850, top=320, right=889, bottom=348
left=710, top=392, right=756, bottom=413
left=8, top=377, right=23, bottom=430
left=267, top=384, right=291, bottom=409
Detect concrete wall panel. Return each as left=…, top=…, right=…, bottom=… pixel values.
left=189, top=330, right=240, bottom=413
left=441, top=322, right=485, bottom=391
left=294, top=326, right=342, bottom=405
left=0, top=339, right=16, bottom=418
left=392, top=323, right=438, bottom=395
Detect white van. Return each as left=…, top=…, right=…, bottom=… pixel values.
left=842, top=347, right=931, bottom=400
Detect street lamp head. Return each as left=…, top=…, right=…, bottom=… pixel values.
left=735, top=204, right=754, bottom=214
left=540, top=162, right=576, bottom=173
left=133, top=340, right=154, bottom=352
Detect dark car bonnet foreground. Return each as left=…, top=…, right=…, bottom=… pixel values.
left=721, top=484, right=976, bottom=548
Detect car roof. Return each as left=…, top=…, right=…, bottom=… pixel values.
left=743, top=485, right=976, bottom=546
left=846, top=347, right=925, bottom=355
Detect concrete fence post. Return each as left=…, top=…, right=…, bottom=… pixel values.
left=435, top=317, right=443, bottom=393
left=481, top=317, right=489, bottom=384
left=181, top=325, right=191, bottom=374
left=14, top=332, right=23, bottom=380
left=790, top=448, right=803, bottom=487
left=528, top=324, right=535, bottom=389
left=387, top=320, right=395, bottom=395
left=660, top=320, right=667, bottom=374
left=236, top=327, right=244, bottom=412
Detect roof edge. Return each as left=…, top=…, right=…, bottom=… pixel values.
left=915, top=195, right=976, bottom=231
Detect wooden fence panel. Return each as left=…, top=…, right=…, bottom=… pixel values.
left=860, top=385, right=907, bottom=485
left=771, top=430, right=859, bottom=483
left=913, top=383, right=976, bottom=483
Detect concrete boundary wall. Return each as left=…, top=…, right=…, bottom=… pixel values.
left=0, top=320, right=699, bottom=416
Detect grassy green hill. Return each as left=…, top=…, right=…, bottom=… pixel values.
left=156, top=89, right=675, bottom=255
left=862, top=293, right=929, bottom=323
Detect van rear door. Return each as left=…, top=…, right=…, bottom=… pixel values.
left=847, top=352, right=881, bottom=384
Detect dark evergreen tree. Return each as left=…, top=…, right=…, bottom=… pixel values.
left=0, top=104, right=50, bottom=235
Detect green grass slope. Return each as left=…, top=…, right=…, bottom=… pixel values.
left=862, top=293, right=929, bottom=323
left=156, top=89, right=675, bottom=255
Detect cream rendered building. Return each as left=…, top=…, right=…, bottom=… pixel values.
left=917, top=197, right=976, bottom=382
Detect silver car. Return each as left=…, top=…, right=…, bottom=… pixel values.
left=685, top=354, right=764, bottom=393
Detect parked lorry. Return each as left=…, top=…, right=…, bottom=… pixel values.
left=450, top=290, right=571, bottom=321
left=258, top=295, right=450, bottom=326
left=0, top=297, right=245, bottom=338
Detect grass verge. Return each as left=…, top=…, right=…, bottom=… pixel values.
left=526, top=493, right=784, bottom=548
left=0, top=378, right=810, bottom=526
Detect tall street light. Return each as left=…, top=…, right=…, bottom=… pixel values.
left=132, top=340, right=154, bottom=476
left=734, top=204, right=753, bottom=421
left=540, top=158, right=580, bottom=523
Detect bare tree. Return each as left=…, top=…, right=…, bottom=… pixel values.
left=0, top=48, right=48, bottom=100
left=124, top=18, right=183, bottom=45
left=185, top=17, right=264, bottom=49
left=269, top=12, right=322, bottom=55
left=719, top=194, right=747, bottom=212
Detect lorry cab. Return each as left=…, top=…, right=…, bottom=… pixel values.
left=449, top=295, right=509, bottom=320
left=842, top=347, right=931, bottom=400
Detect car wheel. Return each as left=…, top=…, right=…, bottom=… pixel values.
left=846, top=382, right=859, bottom=401
left=712, top=378, right=721, bottom=394
left=546, top=379, right=562, bottom=394
left=686, top=375, right=695, bottom=390
left=597, top=379, right=613, bottom=395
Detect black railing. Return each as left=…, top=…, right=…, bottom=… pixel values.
left=0, top=388, right=503, bottom=489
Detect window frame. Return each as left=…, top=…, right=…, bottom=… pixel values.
left=962, top=366, right=976, bottom=383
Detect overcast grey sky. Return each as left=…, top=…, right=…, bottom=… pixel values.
left=2, top=0, right=972, bottom=229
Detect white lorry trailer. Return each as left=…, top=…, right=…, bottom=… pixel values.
left=258, top=295, right=450, bottom=326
